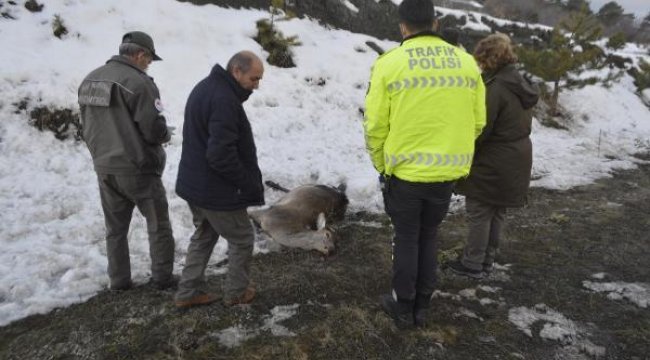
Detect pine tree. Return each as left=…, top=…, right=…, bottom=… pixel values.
left=596, top=1, right=625, bottom=26
left=566, top=0, right=592, bottom=14
left=637, top=12, right=650, bottom=44
left=606, top=31, right=626, bottom=50
left=518, top=7, right=603, bottom=115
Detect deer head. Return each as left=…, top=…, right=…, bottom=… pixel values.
left=314, top=212, right=337, bottom=255
left=272, top=212, right=337, bottom=255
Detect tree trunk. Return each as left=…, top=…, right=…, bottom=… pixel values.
left=550, top=80, right=560, bottom=116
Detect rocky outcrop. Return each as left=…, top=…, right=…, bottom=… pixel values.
left=178, top=0, right=401, bottom=41
left=177, top=0, right=549, bottom=51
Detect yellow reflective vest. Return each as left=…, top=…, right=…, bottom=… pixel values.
left=364, top=33, right=486, bottom=183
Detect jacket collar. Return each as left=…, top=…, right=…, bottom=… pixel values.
left=401, top=30, right=442, bottom=45
left=210, top=64, right=252, bottom=103
left=483, top=64, right=540, bottom=110
left=482, top=64, right=515, bottom=85
left=108, top=55, right=149, bottom=77
left=482, top=66, right=503, bottom=86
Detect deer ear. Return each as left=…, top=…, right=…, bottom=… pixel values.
left=316, top=212, right=327, bottom=230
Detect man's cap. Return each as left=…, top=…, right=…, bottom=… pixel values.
left=398, top=0, right=435, bottom=25
left=121, top=31, right=162, bottom=61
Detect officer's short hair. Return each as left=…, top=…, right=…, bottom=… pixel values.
left=119, top=43, right=150, bottom=58
left=399, top=0, right=435, bottom=32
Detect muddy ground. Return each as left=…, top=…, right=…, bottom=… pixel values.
left=1, top=163, right=649, bottom=360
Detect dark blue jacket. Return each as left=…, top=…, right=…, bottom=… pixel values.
left=176, top=64, right=264, bottom=211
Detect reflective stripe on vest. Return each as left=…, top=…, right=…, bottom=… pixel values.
left=384, top=152, right=473, bottom=167
left=387, top=76, right=478, bottom=92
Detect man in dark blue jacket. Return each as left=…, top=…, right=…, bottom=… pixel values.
left=174, top=51, right=265, bottom=308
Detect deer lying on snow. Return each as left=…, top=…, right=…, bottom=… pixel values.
left=248, top=181, right=348, bottom=255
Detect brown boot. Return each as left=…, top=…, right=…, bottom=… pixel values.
left=175, top=293, right=220, bottom=309
left=224, top=286, right=256, bottom=306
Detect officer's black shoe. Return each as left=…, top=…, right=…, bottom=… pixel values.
left=447, top=260, right=485, bottom=279
left=413, top=292, right=433, bottom=328
left=380, top=294, right=414, bottom=329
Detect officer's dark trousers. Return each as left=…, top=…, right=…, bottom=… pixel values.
left=384, top=177, right=454, bottom=301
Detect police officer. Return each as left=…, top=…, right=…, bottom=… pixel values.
left=363, top=0, right=486, bottom=328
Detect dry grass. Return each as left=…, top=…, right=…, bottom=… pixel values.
left=2, top=165, right=650, bottom=359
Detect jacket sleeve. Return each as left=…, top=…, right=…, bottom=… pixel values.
left=473, top=72, right=487, bottom=141
left=363, top=61, right=390, bottom=174
left=206, top=98, right=248, bottom=187
left=475, top=82, right=501, bottom=149
left=130, top=79, right=170, bottom=145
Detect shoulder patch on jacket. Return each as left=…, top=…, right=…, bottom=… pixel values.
left=78, top=81, right=112, bottom=107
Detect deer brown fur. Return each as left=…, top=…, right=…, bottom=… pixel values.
left=248, top=183, right=348, bottom=255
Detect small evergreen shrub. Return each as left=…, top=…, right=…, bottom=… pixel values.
left=52, top=14, right=68, bottom=39
left=254, top=19, right=299, bottom=68
left=629, top=58, right=650, bottom=92
left=605, top=32, right=626, bottom=50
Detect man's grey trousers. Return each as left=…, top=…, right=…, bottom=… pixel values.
left=175, top=205, right=254, bottom=302
left=97, top=174, right=175, bottom=289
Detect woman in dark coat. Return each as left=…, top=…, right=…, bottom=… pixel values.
left=449, top=33, right=539, bottom=278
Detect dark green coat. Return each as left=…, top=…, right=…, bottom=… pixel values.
left=456, top=64, right=539, bottom=207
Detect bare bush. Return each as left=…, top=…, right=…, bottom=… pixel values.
left=28, top=106, right=82, bottom=141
